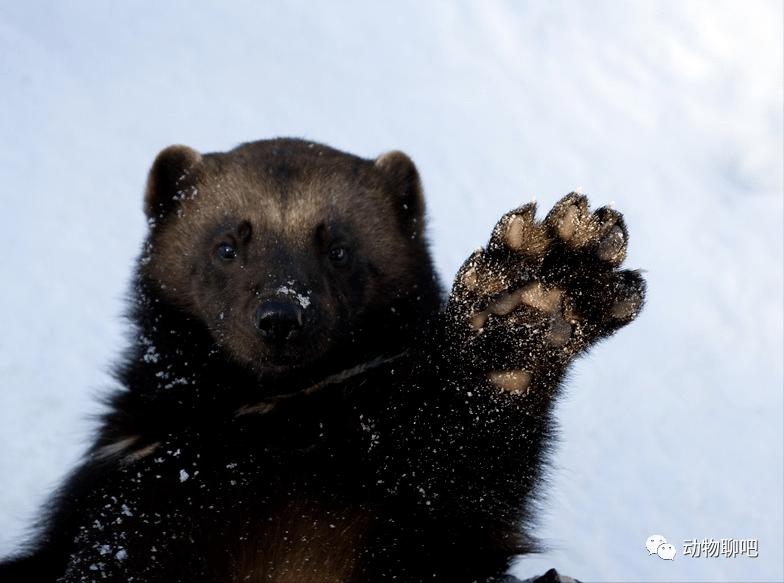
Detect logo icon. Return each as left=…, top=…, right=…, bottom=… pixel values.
left=646, top=535, right=676, bottom=560
left=657, top=543, right=676, bottom=560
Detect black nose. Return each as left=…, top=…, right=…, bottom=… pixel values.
left=253, top=301, right=303, bottom=342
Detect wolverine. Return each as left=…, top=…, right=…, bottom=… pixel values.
left=0, top=138, right=645, bottom=582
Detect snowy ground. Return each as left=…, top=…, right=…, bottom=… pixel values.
left=0, top=2, right=781, bottom=581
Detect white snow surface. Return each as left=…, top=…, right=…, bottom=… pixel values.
left=0, top=2, right=782, bottom=581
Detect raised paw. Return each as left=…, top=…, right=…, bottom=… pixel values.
left=447, top=192, right=646, bottom=396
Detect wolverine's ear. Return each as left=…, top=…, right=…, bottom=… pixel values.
left=144, top=145, right=203, bottom=222
left=374, top=150, right=426, bottom=236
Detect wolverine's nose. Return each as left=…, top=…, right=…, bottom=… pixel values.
left=253, top=301, right=303, bottom=342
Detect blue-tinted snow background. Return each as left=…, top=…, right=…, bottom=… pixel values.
left=1, top=2, right=782, bottom=581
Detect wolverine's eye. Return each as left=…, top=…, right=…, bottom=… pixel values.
left=218, top=244, right=237, bottom=261
left=328, top=247, right=347, bottom=263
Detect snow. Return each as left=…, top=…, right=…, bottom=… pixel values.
left=0, top=1, right=781, bottom=581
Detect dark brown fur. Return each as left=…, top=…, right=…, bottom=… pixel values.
left=142, top=142, right=436, bottom=377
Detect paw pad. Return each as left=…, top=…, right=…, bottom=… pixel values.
left=610, top=296, right=644, bottom=320
left=469, top=282, right=565, bottom=334
left=556, top=203, right=581, bottom=241
left=487, top=370, right=532, bottom=395
left=519, top=282, right=562, bottom=313
left=547, top=312, right=572, bottom=347
left=596, top=224, right=625, bottom=262
left=505, top=214, right=526, bottom=250
left=462, top=265, right=480, bottom=290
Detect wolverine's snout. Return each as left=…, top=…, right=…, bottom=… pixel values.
left=253, top=300, right=304, bottom=343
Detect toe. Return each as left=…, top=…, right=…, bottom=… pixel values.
left=593, top=208, right=628, bottom=266
left=545, top=192, right=592, bottom=244
left=607, top=270, right=646, bottom=321
left=489, top=202, right=548, bottom=257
